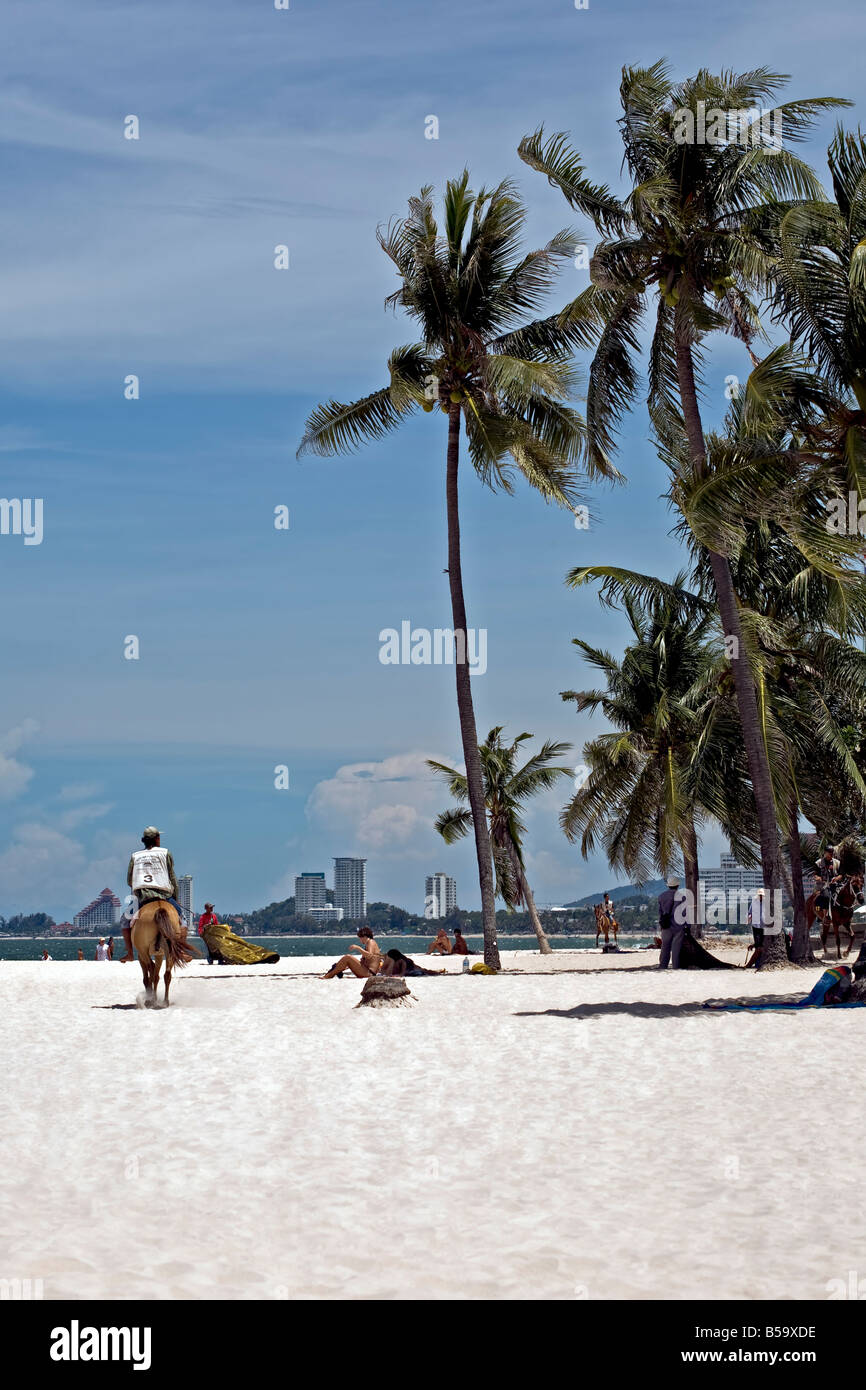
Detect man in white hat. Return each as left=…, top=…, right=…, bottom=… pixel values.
left=657, top=874, right=687, bottom=969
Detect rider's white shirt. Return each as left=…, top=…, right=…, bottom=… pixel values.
left=130, top=847, right=172, bottom=892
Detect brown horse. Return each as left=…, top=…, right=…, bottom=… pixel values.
left=594, top=901, right=619, bottom=947
left=131, top=900, right=198, bottom=1006
left=824, top=875, right=865, bottom=960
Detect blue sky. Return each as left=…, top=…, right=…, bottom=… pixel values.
left=1, top=0, right=863, bottom=920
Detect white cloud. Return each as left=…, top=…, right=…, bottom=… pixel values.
left=58, top=802, right=114, bottom=831
left=0, top=822, right=129, bottom=918
left=0, top=720, right=38, bottom=801
left=57, top=781, right=103, bottom=802
left=306, top=751, right=453, bottom=858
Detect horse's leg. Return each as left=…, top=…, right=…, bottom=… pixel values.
left=833, top=918, right=842, bottom=960
left=163, top=962, right=172, bottom=1005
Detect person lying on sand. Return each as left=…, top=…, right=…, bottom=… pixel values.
left=379, top=949, right=445, bottom=978
left=426, top=926, right=452, bottom=955
left=321, top=926, right=382, bottom=979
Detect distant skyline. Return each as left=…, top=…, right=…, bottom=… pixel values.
left=1, top=0, right=864, bottom=918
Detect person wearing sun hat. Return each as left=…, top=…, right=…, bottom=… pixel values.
left=198, top=901, right=219, bottom=964
left=658, top=874, right=687, bottom=969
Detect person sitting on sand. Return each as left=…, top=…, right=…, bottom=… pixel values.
left=321, top=926, right=382, bottom=980
left=451, top=927, right=469, bottom=955
left=426, top=926, right=452, bottom=955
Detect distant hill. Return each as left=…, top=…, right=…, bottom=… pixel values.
left=565, top=879, right=667, bottom=908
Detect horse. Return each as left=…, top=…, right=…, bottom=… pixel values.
left=131, top=899, right=198, bottom=1006
left=824, top=875, right=865, bottom=960
left=594, top=901, right=619, bottom=947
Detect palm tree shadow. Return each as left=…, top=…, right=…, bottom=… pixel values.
left=515, top=999, right=715, bottom=1019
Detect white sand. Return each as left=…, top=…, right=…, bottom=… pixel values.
left=1, top=947, right=863, bottom=1301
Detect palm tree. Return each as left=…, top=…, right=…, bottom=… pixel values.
left=519, top=63, right=849, bottom=962
left=560, top=576, right=738, bottom=929
left=772, top=126, right=866, bottom=495
left=298, top=173, right=596, bottom=968
left=569, top=507, right=866, bottom=961
left=428, top=728, right=573, bottom=955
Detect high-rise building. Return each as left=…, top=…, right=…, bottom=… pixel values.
left=334, top=858, right=366, bottom=920
left=177, top=875, right=194, bottom=927
left=295, top=872, right=327, bottom=913
left=425, top=872, right=457, bottom=919
left=701, top=853, right=763, bottom=895
left=73, top=888, right=122, bottom=931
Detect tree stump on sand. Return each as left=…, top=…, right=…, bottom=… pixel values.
left=355, top=977, right=417, bottom=1009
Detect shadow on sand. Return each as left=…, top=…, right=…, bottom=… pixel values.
left=515, top=999, right=743, bottom=1020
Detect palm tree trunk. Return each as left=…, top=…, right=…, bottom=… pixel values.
left=788, top=797, right=811, bottom=964
left=505, top=838, right=552, bottom=954
left=445, top=404, right=500, bottom=969
left=682, top=819, right=701, bottom=940
left=673, top=330, right=786, bottom=967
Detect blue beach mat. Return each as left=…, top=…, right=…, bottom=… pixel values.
left=703, top=966, right=866, bottom=1012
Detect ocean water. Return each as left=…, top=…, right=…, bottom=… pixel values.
left=0, top=933, right=653, bottom=962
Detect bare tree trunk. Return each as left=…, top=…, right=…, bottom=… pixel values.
left=682, top=819, right=701, bottom=940
left=788, top=797, right=811, bottom=964
left=445, top=405, right=500, bottom=969
left=505, top=839, right=552, bottom=954
left=673, top=328, right=786, bottom=968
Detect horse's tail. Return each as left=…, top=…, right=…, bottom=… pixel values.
left=154, top=906, right=199, bottom=971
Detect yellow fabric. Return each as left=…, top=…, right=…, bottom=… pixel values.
left=469, top=962, right=497, bottom=974
left=202, top=922, right=279, bottom=965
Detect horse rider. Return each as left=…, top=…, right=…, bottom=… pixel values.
left=807, top=845, right=838, bottom=937
left=122, top=827, right=184, bottom=960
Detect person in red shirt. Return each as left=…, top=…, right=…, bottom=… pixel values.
left=198, top=902, right=218, bottom=964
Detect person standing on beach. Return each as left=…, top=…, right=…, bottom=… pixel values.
left=41, top=948, right=53, bottom=961
left=94, top=937, right=110, bottom=961
left=657, top=876, right=687, bottom=969
left=198, top=902, right=218, bottom=964
left=77, top=948, right=84, bottom=961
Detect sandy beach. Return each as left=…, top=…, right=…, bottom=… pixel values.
left=1, top=946, right=863, bottom=1302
